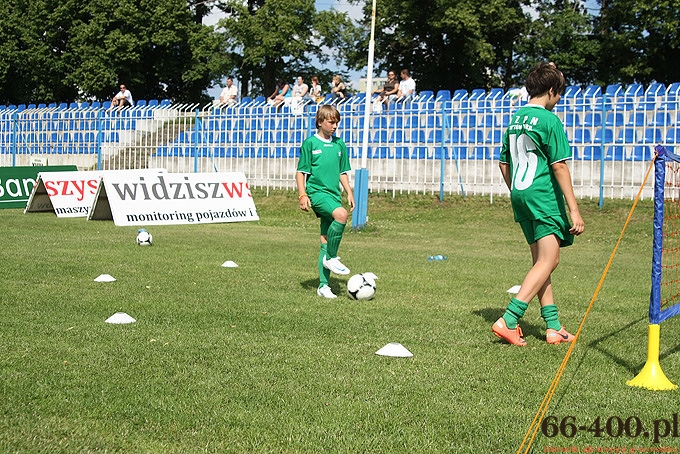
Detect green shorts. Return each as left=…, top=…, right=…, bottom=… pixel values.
left=310, top=193, right=342, bottom=236
left=519, top=215, right=574, bottom=247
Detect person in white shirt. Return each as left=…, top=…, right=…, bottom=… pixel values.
left=397, top=69, right=416, bottom=101
left=292, top=76, right=309, bottom=98
left=111, top=84, right=134, bottom=108
left=219, top=77, right=238, bottom=106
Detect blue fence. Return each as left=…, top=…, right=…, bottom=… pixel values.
left=1, top=82, right=679, bottom=199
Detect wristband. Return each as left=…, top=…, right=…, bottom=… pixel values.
left=299, top=194, right=308, bottom=200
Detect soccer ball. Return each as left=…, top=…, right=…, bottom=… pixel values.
left=347, top=273, right=377, bottom=300
left=136, top=229, right=153, bottom=246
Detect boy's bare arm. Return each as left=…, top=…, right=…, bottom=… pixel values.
left=339, top=173, right=355, bottom=211
left=551, top=161, right=584, bottom=235
left=499, top=162, right=512, bottom=190
left=295, top=171, right=310, bottom=211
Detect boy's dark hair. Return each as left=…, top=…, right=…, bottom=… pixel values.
left=316, top=105, right=340, bottom=128
left=525, top=62, right=565, bottom=99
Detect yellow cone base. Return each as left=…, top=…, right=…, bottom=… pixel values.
left=627, top=324, right=677, bottom=391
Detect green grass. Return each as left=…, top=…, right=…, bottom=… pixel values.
left=1, top=191, right=679, bottom=453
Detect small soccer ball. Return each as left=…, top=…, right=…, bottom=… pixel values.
left=347, top=273, right=376, bottom=300
left=136, top=229, right=153, bottom=246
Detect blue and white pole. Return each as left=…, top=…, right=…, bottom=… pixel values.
left=352, top=0, right=377, bottom=230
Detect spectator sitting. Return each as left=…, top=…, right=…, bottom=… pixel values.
left=396, top=69, right=416, bottom=101
left=218, top=76, right=238, bottom=106
left=310, top=76, right=323, bottom=103
left=268, top=79, right=292, bottom=105
left=330, top=75, right=349, bottom=101
left=292, top=76, right=310, bottom=99
left=508, top=86, right=529, bottom=106
left=110, top=84, right=134, bottom=108
left=373, top=70, right=400, bottom=110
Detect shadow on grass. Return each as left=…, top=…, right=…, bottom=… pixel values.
left=472, top=307, right=545, bottom=344
left=582, top=315, right=680, bottom=374
left=301, top=277, right=346, bottom=293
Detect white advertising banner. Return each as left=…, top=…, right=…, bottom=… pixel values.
left=88, top=172, right=259, bottom=226
left=25, top=169, right=165, bottom=217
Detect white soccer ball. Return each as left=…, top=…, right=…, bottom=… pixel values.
left=347, top=273, right=377, bottom=300
left=136, top=229, right=153, bottom=246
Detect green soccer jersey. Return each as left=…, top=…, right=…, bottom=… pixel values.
left=297, top=134, right=351, bottom=201
left=499, top=104, right=572, bottom=222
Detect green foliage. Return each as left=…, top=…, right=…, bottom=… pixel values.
left=0, top=191, right=678, bottom=452
left=216, top=0, right=358, bottom=97
left=347, top=0, right=531, bottom=91
left=514, top=0, right=600, bottom=86
left=596, top=0, right=680, bottom=84
left=0, top=0, right=225, bottom=105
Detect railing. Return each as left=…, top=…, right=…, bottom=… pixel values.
left=2, top=82, right=680, bottom=200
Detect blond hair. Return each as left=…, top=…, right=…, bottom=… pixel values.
left=316, top=105, right=340, bottom=128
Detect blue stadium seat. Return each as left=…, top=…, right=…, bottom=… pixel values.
left=372, top=130, right=389, bottom=143
left=616, top=129, right=637, bottom=143
left=607, top=145, right=626, bottom=160
left=624, top=83, right=643, bottom=97
left=605, top=113, right=624, bottom=127
left=450, top=146, right=466, bottom=159
left=642, top=128, right=662, bottom=144
left=627, top=112, right=646, bottom=126
left=435, top=90, right=451, bottom=102
left=469, top=88, right=485, bottom=101
left=666, top=128, right=680, bottom=143
left=427, top=130, right=443, bottom=144
left=486, top=130, right=502, bottom=144
left=594, top=128, right=614, bottom=144
left=370, top=146, right=391, bottom=158
left=614, top=100, right=635, bottom=112
left=564, top=113, right=581, bottom=127
left=637, top=100, right=657, bottom=110
left=650, top=112, right=672, bottom=127
left=584, top=113, right=602, bottom=127
left=467, top=146, right=489, bottom=160
left=395, top=146, right=410, bottom=159
left=460, top=115, right=477, bottom=128
left=464, top=130, right=485, bottom=144
left=606, top=84, right=623, bottom=97
left=371, top=116, right=388, bottom=129
left=481, top=114, right=497, bottom=128
left=581, top=146, right=602, bottom=160
left=629, top=146, right=652, bottom=161
left=452, top=89, right=468, bottom=101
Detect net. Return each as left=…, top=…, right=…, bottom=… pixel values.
left=652, top=146, right=680, bottom=324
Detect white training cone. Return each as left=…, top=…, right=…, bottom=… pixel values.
left=94, top=274, right=116, bottom=282
left=507, top=285, right=521, bottom=294
left=375, top=342, right=413, bottom=357
left=221, top=260, right=239, bottom=268
left=105, top=312, right=136, bottom=324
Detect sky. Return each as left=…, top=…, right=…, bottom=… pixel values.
left=203, top=0, right=367, bottom=98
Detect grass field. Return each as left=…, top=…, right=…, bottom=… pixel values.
left=1, top=191, right=679, bottom=453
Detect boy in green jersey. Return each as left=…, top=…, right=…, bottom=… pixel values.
left=492, top=62, right=585, bottom=346
left=296, top=105, right=355, bottom=298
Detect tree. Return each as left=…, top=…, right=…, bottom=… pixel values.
left=513, top=0, right=600, bottom=87
left=346, top=0, right=530, bottom=92
left=595, top=0, right=680, bottom=84
left=0, top=0, right=225, bottom=105
left=215, top=0, right=359, bottom=97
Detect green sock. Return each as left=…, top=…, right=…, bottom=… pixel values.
left=540, top=304, right=562, bottom=331
left=318, top=244, right=331, bottom=287
left=502, top=298, right=529, bottom=329
left=326, top=220, right=345, bottom=258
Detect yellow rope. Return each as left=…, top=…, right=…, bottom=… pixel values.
left=517, top=155, right=657, bottom=454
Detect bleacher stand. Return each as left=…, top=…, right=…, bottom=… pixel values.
left=2, top=82, right=680, bottom=198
